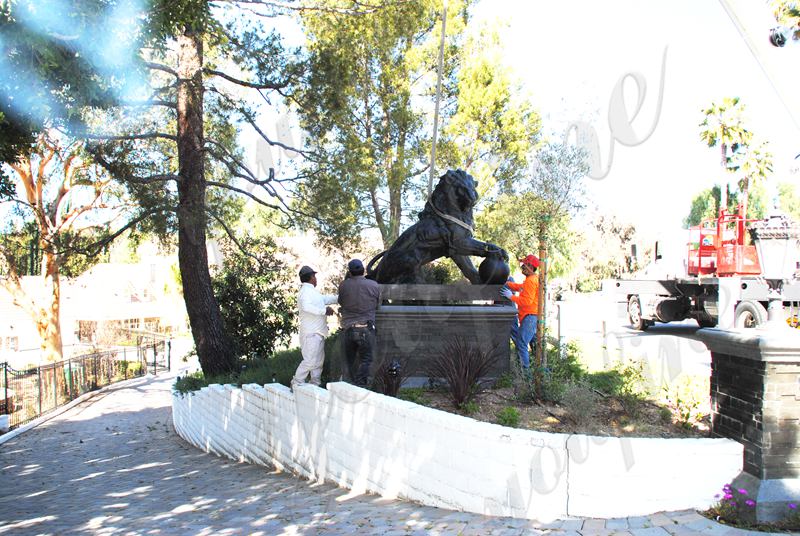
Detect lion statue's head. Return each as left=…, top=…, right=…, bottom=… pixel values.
left=422, top=169, right=479, bottom=220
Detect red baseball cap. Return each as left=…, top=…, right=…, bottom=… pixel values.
left=518, top=254, right=540, bottom=268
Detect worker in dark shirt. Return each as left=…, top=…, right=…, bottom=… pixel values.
left=338, top=258, right=381, bottom=387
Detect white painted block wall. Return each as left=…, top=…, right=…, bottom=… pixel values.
left=172, top=381, right=743, bottom=521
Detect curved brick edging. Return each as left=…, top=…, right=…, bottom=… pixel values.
left=171, top=381, right=743, bottom=521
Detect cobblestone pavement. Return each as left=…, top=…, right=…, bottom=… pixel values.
left=0, top=372, right=794, bottom=535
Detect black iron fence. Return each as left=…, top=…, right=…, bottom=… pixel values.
left=0, top=347, right=148, bottom=430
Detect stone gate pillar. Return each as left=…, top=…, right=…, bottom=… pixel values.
left=697, top=327, right=800, bottom=522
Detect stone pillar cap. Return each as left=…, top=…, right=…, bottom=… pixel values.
left=697, top=327, right=800, bottom=362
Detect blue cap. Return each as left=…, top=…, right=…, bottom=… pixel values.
left=347, top=259, right=364, bottom=274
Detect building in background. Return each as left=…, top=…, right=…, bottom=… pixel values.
left=0, top=244, right=188, bottom=368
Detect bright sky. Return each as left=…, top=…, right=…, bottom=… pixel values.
left=471, top=0, right=800, bottom=234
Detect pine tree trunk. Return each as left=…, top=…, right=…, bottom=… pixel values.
left=176, top=30, right=235, bottom=376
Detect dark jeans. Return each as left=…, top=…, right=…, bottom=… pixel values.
left=343, top=325, right=376, bottom=387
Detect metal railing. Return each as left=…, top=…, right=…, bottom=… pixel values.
left=0, top=347, right=147, bottom=430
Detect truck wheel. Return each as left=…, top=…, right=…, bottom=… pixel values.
left=628, top=295, right=650, bottom=331
left=734, top=300, right=768, bottom=328
left=697, top=314, right=716, bottom=328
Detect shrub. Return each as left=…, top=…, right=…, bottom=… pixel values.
left=540, top=337, right=587, bottom=402
left=211, top=235, right=296, bottom=360
left=172, top=332, right=346, bottom=394
left=174, top=371, right=213, bottom=395
left=460, top=400, right=479, bottom=415
left=115, top=360, right=143, bottom=378
left=496, top=406, right=520, bottom=427
left=662, top=376, right=709, bottom=429
left=560, top=381, right=599, bottom=427
left=493, top=372, right=513, bottom=389
left=586, top=359, right=649, bottom=417
left=397, top=387, right=429, bottom=405
left=426, top=337, right=498, bottom=408
left=545, top=338, right=586, bottom=382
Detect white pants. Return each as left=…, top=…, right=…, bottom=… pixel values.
left=292, top=333, right=325, bottom=388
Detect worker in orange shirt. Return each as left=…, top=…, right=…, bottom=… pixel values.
left=500, top=254, right=540, bottom=376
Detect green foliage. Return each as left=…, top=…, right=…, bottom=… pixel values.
left=211, top=235, right=296, bottom=360
left=699, top=97, right=752, bottom=166
left=685, top=182, right=769, bottom=228
left=173, top=331, right=349, bottom=394
left=587, top=359, right=650, bottom=417
left=573, top=214, right=640, bottom=291
left=476, top=192, right=575, bottom=278
left=460, top=400, right=479, bottom=415
left=778, top=181, right=800, bottom=222
left=440, top=21, right=541, bottom=197
left=496, top=406, right=520, bottom=428
left=116, top=360, right=143, bottom=377
left=493, top=372, right=513, bottom=389
left=539, top=338, right=586, bottom=402
left=294, top=1, right=541, bottom=249
left=294, top=0, right=441, bottom=247
left=661, top=376, right=709, bottom=429
left=771, top=0, right=800, bottom=27
left=173, top=370, right=214, bottom=395
left=418, top=259, right=463, bottom=284
left=397, top=387, right=430, bottom=405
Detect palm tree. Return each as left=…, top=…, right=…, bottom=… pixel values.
left=699, top=97, right=752, bottom=216
left=737, top=140, right=774, bottom=221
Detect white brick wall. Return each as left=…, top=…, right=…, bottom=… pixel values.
left=172, top=382, right=743, bottom=521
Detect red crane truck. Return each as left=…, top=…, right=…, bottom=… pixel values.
left=614, top=206, right=800, bottom=330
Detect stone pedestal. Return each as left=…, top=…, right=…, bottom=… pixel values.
left=697, top=327, right=800, bottom=522
left=375, top=285, right=517, bottom=382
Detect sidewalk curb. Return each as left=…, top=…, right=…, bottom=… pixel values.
left=0, top=373, right=159, bottom=447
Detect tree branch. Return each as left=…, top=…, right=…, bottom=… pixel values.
left=119, top=99, right=177, bottom=109
left=144, top=61, right=178, bottom=77
left=47, top=208, right=172, bottom=257
left=205, top=210, right=276, bottom=268
left=205, top=87, right=307, bottom=156
left=82, top=132, right=177, bottom=142
left=204, top=68, right=289, bottom=90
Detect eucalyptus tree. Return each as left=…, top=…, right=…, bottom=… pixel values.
left=0, top=132, right=128, bottom=362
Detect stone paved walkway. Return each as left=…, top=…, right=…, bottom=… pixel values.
left=0, top=372, right=795, bottom=535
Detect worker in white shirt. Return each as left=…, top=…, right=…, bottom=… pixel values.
left=291, top=265, right=338, bottom=389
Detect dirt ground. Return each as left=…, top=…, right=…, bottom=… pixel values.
left=409, top=385, right=711, bottom=438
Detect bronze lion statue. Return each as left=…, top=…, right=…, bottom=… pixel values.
left=366, top=169, right=508, bottom=284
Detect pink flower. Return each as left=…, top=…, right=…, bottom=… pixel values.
left=738, top=489, right=748, bottom=495
left=746, top=500, right=755, bottom=507
left=723, top=493, right=733, bottom=500
left=790, top=503, right=797, bottom=510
